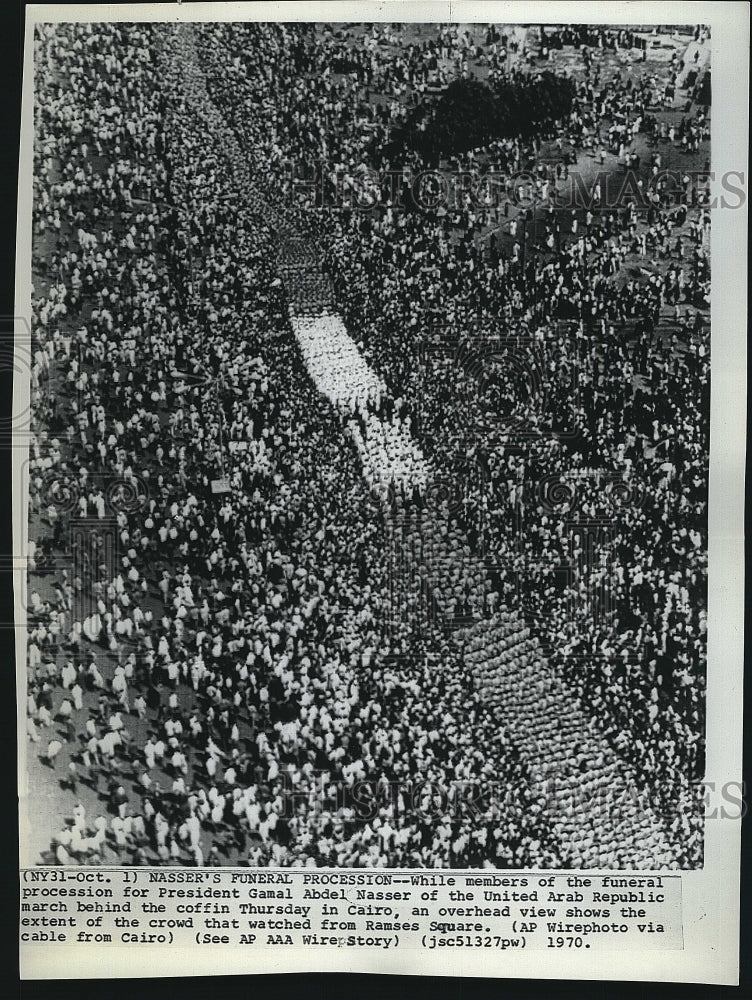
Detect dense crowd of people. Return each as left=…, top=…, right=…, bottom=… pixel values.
left=26, top=19, right=708, bottom=869
left=193, top=21, right=708, bottom=857
left=27, top=21, right=568, bottom=868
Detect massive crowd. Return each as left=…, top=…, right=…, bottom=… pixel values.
left=26, top=20, right=708, bottom=868
left=194, top=21, right=709, bottom=855
left=27, top=22, right=563, bottom=869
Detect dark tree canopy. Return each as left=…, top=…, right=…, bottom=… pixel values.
left=695, top=69, right=710, bottom=106
left=387, top=73, right=576, bottom=161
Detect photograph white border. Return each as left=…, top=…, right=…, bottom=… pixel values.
left=16, top=1, right=748, bottom=983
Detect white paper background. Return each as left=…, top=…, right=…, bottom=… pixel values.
left=16, top=0, right=748, bottom=984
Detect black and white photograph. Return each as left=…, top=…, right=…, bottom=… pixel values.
left=19, top=4, right=735, bottom=886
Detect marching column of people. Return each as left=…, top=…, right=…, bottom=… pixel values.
left=27, top=21, right=567, bottom=869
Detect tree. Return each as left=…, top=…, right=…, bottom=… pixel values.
left=386, top=73, right=576, bottom=161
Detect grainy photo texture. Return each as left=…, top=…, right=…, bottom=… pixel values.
left=24, top=20, right=712, bottom=870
